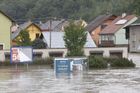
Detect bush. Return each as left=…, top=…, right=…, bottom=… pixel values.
left=32, top=38, right=47, bottom=49
left=88, top=56, right=108, bottom=69
left=33, top=57, right=54, bottom=65
left=0, top=60, right=11, bottom=66
left=109, top=58, right=135, bottom=68
left=88, top=56, right=136, bottom=69
left=0, top=57, right=54, bottom=66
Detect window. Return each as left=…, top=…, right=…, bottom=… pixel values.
left=36, top=33, right=40, bottom=38
left=132, top=31, right=135, bottom=35
left=0, top=44, right=3, bottom=50
left=49, top=52, right=63, bottom=57
left=4, top=52, right=10, bottom=60
left=132, top=41, right=136, bottom=48
left=90, top=51, right=103, bottom=56
left=33, top=52, right=43, bottom=60
left=115, top=19, right=127, bottom=25
left=101, top=35, right=114, bottom=41
left=110, top=51, right=122, bottom=58
left=101, top=24, right=107, bottom=29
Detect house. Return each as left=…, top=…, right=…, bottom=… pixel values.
left=86, top=14, right=117, bottom=46
left=12, top=21, right=42, bottom=45
left=39, top=19, right=65, bottom=32
left=42, top=31, right=96, bottom=57
left=99, top=14, right=137, bottom=47
left=39, top=19, right=87, bottom=32
left=0, top=10, right=14, bottom=50
left=125, top=21, right=140, bottom=52
left=42, top=31, right=96, bottom=48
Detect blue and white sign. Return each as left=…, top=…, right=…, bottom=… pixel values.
left=73, top=60, right=83, bottom=64
left=11, top=47, right=33, bottom=63
left=54, top=58, right=71, bottom=73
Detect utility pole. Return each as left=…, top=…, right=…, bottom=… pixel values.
left=49, top=19, right=52, bottom=48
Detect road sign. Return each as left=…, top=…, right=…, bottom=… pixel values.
left=11, top=47, right=33, bottom=63
left=54, top=58, right=71, bottom=73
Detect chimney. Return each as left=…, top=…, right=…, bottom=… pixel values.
left=122, top=13, right=127, bottom=18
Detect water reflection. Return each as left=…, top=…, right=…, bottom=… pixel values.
left=0, top=66, right=140, bottom=93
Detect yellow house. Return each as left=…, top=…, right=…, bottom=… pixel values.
left=12, top=21, right=42, bottom=42
left=0, top=10, right=14, bottom=50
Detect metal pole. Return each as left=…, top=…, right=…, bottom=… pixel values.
left=15, top=64, right=18, bottom=70
left=26, top=63, right=29, bottom=70
left=50, top=20, right=52, bottom=48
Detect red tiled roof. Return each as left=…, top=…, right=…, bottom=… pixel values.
left=99, top=15, right=137, bottom=35
left=86, top=14, right=116, bottom=33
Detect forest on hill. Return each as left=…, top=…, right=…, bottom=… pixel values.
left=0, top=0, right=140, bottom=22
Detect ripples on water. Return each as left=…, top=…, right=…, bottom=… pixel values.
left=0, top=66, right=140, bottom=93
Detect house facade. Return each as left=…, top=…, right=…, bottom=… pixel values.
left=126, top=23, right=140, bottom=52
left=99, top=14, right=137, bottom=47
left=86, top=14, right=117, bottom=46
left=26, top=23, right=42, bottom=41
left=12, top=21, right=42, bottom=44
left=0, top=10, right=13, bottom=50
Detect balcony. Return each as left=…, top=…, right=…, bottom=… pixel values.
left=100, top=40, right=115, bottom=47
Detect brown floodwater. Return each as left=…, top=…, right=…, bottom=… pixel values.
left=0, top=66, right=140, bottom=93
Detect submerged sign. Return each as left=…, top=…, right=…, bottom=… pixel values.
left=11, top=47, right=33, bottom=63
left=54, top=59, right=71, bottom=73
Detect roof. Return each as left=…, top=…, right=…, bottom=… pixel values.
left=42, top=31, right=97, bottom=48
left=86, top=14, right=116, bottom=33
left=11, top=21, right=41, bottom=40
left=39, top=19, right=65, bottom=31
left=100, top=15, right=137, bottom=35
left=126, top=17, right=140, bottom=27
left=0, top=10, right=14, bottom=22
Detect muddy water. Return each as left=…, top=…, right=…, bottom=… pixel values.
left=0, top=66, right=140, bottom=93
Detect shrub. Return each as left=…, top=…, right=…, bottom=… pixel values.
left=33, top=57, right=54, bottom=65
left=88, top=56, right=108, bottom=69
left=0, top=60, right=11, bottom=66
left=110, top=58, right=135, bottom=68
left=32, top=38, right=47, bottom=49
left=0, top=57, right=54, bottom=66
left=88, top=56, right=135, bottom=69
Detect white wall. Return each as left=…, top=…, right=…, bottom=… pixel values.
left=115, top=28, right=128, bottom=45
left=84, top=47, right=128, bottom=58
left=0, top=47, right=128, bottom=61
left=128, top=53, right=140, bottom=67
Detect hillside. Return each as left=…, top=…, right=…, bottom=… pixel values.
left=0, top=0, right=139, bottom=22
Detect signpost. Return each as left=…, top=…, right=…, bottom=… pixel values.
left=54, top=58, right=71, bottom=73
left=11, top=47, right=33, bottom=69
left=54, top=57, right=87, bottom=75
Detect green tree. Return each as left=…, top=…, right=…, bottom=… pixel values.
left=15, top=30, right=32, bottom=46
left=63, top=22, right=87, bottom=56
left=32, top=38, right=47, bottom=49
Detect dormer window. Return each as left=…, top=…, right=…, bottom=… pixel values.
left=115, top=19, right=127, bottom=25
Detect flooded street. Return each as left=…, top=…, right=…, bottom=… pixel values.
left=0, top=66, right=140, bottom=93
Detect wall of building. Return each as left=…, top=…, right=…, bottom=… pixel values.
left=91, top=26, right=101, bottom=46
left=27, top=25, right=41, bottom=41
left=84, top=47, right=128, bottom=58
left=129, top=26, right=140, bottom=52
left=115, top=28, right=128, bottom=45
left=0, top=47, right=128, bottom=61
left=0, top=13, right=12, bottom=50
left=128, top=53, right=140, bottom=67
